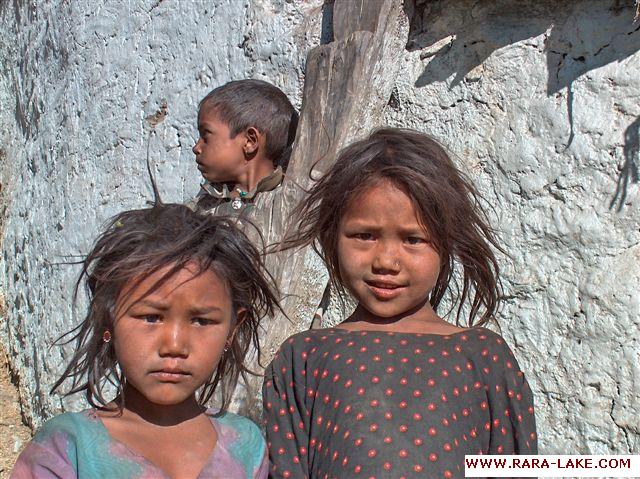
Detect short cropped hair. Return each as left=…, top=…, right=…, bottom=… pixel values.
left=199, top=79, right=298, bottom=170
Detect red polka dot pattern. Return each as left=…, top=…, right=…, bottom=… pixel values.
left=263, top=327, right=537, bottom=479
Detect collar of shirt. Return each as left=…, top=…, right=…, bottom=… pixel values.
left=200, top=167, right=284, bottom=200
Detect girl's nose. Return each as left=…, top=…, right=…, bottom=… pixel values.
left=192, top=139, right=201, bottom=155
left=159, top=322, right=189, bottom=358
left=372, top=242, right=401, bottom=273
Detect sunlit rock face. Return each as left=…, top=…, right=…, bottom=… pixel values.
left=0, top=0, right=323, bottom=427
left=1, top=0, right=638, bottom=455
left=384, top=0, right=640, bottom=454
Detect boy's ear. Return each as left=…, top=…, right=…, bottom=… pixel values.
left=243, top=127, right=261, bottom=157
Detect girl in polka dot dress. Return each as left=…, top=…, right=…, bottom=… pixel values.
left=263, top=128, right=537, bottom=478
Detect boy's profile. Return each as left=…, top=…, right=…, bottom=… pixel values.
left=192, top=79, right=298, bottom=213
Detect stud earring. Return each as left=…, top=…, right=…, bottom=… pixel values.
left=103, top=330, right=111, bottom=343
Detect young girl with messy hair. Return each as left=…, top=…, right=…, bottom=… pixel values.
left=263, top=128, right=537, bottom=479
left=13, top=204, right=279, bottom=478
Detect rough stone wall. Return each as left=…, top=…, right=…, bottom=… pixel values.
left=384, top=0, right=640, bottom=453
left=1, top=0, right=639, bottom=457
left=0, top=0, right=323, bottom=427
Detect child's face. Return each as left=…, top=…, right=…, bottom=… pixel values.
left=193, top=108, right=247, bottom=184
left=337, top=181, right=441, bottom=320
left=113, top=263, right=234, bottom=407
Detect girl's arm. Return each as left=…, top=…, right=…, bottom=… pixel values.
left=254, top=445, right=269, bottom=479
left=11, top=433, right=77, bottom=479
left=484, top=336, right=538, bottom=455
left=262, top=339, right=311, bottom=479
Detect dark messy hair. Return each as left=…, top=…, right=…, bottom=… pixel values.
left=52, top=203, right=280, bottom=411
left=199, top=79, right=298, bottom=170
left=281, top=128, right=504, bottom=327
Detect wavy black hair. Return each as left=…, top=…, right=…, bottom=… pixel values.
left=280, top=127, right=504, bottom=327
left=52, top=203, right=280, bottom=411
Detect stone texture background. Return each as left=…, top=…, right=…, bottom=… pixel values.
left=0, top=0, right=324, bottom=427
left=383, top=0, right=640, bottom=454
left=0, top=0, right=638, bottom=458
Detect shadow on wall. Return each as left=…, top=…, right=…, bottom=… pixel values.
left=405, top=0, right=640, bottom=205
left=406, top=1, right=639, bottom=91
left=610, top=117, right=640, bottom=211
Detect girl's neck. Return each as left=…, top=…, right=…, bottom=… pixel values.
left=118, top=383, right=205, bottom=427
left=342, top=302, right=464, bottom=335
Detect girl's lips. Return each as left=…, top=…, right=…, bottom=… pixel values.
left=150, top=370, right=191, bottom=382
left=366, top=281, right=405, bottom=300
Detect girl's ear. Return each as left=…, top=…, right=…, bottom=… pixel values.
left=243, top=127, right=260, bottom=157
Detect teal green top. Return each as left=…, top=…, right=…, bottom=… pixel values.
left=12, top=409, right=267, bottom=478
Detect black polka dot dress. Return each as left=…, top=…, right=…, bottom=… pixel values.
left=263, top=328, right=537, bottom=479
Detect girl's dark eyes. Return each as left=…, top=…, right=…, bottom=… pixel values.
left=134, top=315, right=217, bottom=326
left=138, top=314, right=161, bottom=323
left=352, top=232, right=374, bottom=241
left=192, top=317, right=216, bottom=326
left=406, top=236, right=428, bottom=245
left=348, top=233, right=427, bottom=244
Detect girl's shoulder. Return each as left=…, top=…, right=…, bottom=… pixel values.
left=12, top=410, right=132, bottom=479
left=452, top=326, right=517, bottom=352
left=269, top=327, right=345, bottom=362
left=209, top=410, right=264, bottom=440
left=458, top=327, right=523, bottom=364
left=33, top=409, right=102, bottom=444
left=207, top=410, right=266, bottom=475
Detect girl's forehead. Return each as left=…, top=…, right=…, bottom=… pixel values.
left=343, top=183, right=420, bottom=220
left=344, top=179, right=413, bottom=213
left=115, top=262, right=226, bottom=307
left=340, top=179, right=433, bottom=233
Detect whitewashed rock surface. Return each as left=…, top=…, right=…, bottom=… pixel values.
left=384, top=0, right=640, bottom=454
left=0, top=0, right=324, bottom=427
left=1, top=0, right=638, bottom=457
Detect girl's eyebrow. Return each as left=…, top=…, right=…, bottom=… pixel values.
left=133, top=299, right=224, bottom=315
left=188, top=306, right=225, bottom=315
left=341, top=218, right=378, bottom=226
left=133, top=299, right=170, bottom=310
left=343, top=219, right=424, bottom=231
left=397, top=225, right=429, bottom=235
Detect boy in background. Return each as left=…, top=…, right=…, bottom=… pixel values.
left=192, top=79, right=298, bottom=214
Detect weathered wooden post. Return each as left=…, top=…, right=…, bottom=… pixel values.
left=233, top=0, right=410, bottom=418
